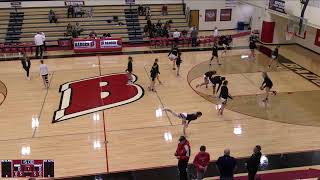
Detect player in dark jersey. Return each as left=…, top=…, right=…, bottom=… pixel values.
left=163, top=108, right=202, bottom=135
left=210, top=42, right=221, bottom=66
left=249, top=39, right=257, bottom=59
left=148, top=58, right=160, bottom=92
left=176, top=52, right=182, bottom=76
left=218, top=80, right=232, bottom=115
left=196, top=70, right=217, bottom=88
left=126, top=56, right=133, bottom=83
left=209, top=75, right=225, bottom=95
left=268, top=46, right=280, bottom=68
left=260, top=72, right=277, bottom=102
left=168, top=45, right=179, bottom=70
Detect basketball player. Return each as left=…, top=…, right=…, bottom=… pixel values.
left=148, top=58, right=160, bottom=92
left=126, top=56, right=133, bottom=83
left=163, top=108, right=202, bottom=135
left=39, top=60, right=49, bottom=89
left=268, top=46, right=280, bottom=68
left=260, top=72, right=277, bottom=102
left=168, top=45, right=179, bottom=70
left=249, top=39, right=257, bottom=59
left=221, top=37, right=229, bottom=58
left=176, top=52, right=182, bottom=76
left=209, top=75, right=226, bottom=95
left=196, top=70, right=216, bottom=88
left=218, top=80, right=232, bottom=115
left=210, top=42, right=221, bottom=66
left=20, top=52, right=31, bottom=80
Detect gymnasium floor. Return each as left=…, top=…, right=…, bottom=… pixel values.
left=0, top=43, right=320, bottom=178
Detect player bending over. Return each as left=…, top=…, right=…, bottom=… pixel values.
left=163, top=108, right=202, bottom=135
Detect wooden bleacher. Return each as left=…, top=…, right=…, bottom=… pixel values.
left=0, top=4, right=189, bottom=45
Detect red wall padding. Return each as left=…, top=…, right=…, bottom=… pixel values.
left=314, top=29, right=320, bottom=47
left=261, top=21, right=275, bottom=43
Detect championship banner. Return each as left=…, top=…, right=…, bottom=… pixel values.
left=125, top=0, right=135, bottom=4
left=205, top=9, right=217, bottom=22
left=73, top=40, right=96, bottom=49
left=65, top=0, right=85, bottom=6
left=100, top=39, right=121, bottom=48
left=220, top=9, right=232, bottom=21
left=269, top=0, right=286, bottom=14
left=315, top=29, right=320, bottom=47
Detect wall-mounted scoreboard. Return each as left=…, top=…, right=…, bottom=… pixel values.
left=1, top=160, right=54, bottom=178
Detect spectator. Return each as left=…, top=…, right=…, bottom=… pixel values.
left=193, top=145, right=210, bottom=180
left=156, top=20, right=162, bottom=28
left=246, top=145, right=262, bottom=180
left=89, top=31, right=97, bottom=39
left=216, top=148, right=237, bottom=180
left=181, top=29, right=188, bottom=37
left=173, top=29, right=181, bottom=45
left=175, top=136, right=190, bottom=180
left=138, top=5, right=143, bottom=16
left=48, top=10, right=57, bottom=23
left=191, top=26, right=198, bottom=47
left=87, top=7, right=93, bottom=18
left=74, top=5, right=84, bottom=18
left=101, top=33, right=111, bottom=38
left=34, top=32, right=45, bottom=58
left=65, top=23, right=73, bottom=36
left=74, top=22, right=83, bottom=37
left=67, top=5, right=74, bottom=18
left=145, top=6, right=151, bottom=20
left=161, top=4, right=168, bottom=16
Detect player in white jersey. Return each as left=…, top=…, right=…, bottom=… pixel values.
left=39, top=60, right=49, bottom=88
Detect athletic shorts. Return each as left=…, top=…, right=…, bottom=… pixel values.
left=271, top=55, right=276, bottom=59
left=220, top=98, right=227, bottom=104
left=178, top=113, right=187, bottom=119
left=169, top=54, right=177, bottom=61
left=203, top=75, right=209, bottom=81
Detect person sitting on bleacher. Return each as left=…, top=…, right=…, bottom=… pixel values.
left=72, top=23, right=83, bottom=38
left=138, top=5, right=143, bottom=16
left=48, top=10, right=58, bottom=23
left=156, top=20, right=162, bottom=28
left=67, top=5, right=74, bottom=18
left=65, top=23, right=73, bottom=36
left=161, top=5, right=168, bottom=16
left=89, top=31, right=97, bottom=39
left=74, top=5, right=84, bottom=18
left=145, top=7, right=151, bottom=20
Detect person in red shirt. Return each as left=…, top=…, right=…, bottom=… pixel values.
left=193, top=145, right=210, bottom=180
left=175, top=136, right=191, bottom=180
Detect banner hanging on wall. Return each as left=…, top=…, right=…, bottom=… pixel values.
left=220, top=9, right=232, bottom=21
left=315, top=29, right=320, bottom=47
left=269, top=0, right=286, bottom=14
left=205, top=9, right=217, bottom=22
left=65, top=0, right=85, bottom=6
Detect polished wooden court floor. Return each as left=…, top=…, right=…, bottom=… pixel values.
left=0, top=44, right=320, bottom=178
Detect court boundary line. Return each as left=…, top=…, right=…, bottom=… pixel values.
left=32, top=71, right=55, bottom=138
left=143, top=65, right=173, bottom=126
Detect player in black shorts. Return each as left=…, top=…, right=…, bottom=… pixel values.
left=249, top=39, right=257, bottom=59
left=163, top=108, right=202, bottom=135
left=196, top=70, right=216, bottom=88
left=209, top=75, right=225, bottom=95
left=126, top=56, right=133, bottom=83
left=176, top=52, right=182, bottom=76
left=210, top=42, right=221, bottom=65
left=168, top=45, right=179, bottom=70
left=148, top=58, right=160, bottom=92
left=218, top=80, right=232, bottom=115
left=260, top=72, right=277, bottom=102
left=268, top=46, right=280, bottom=68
